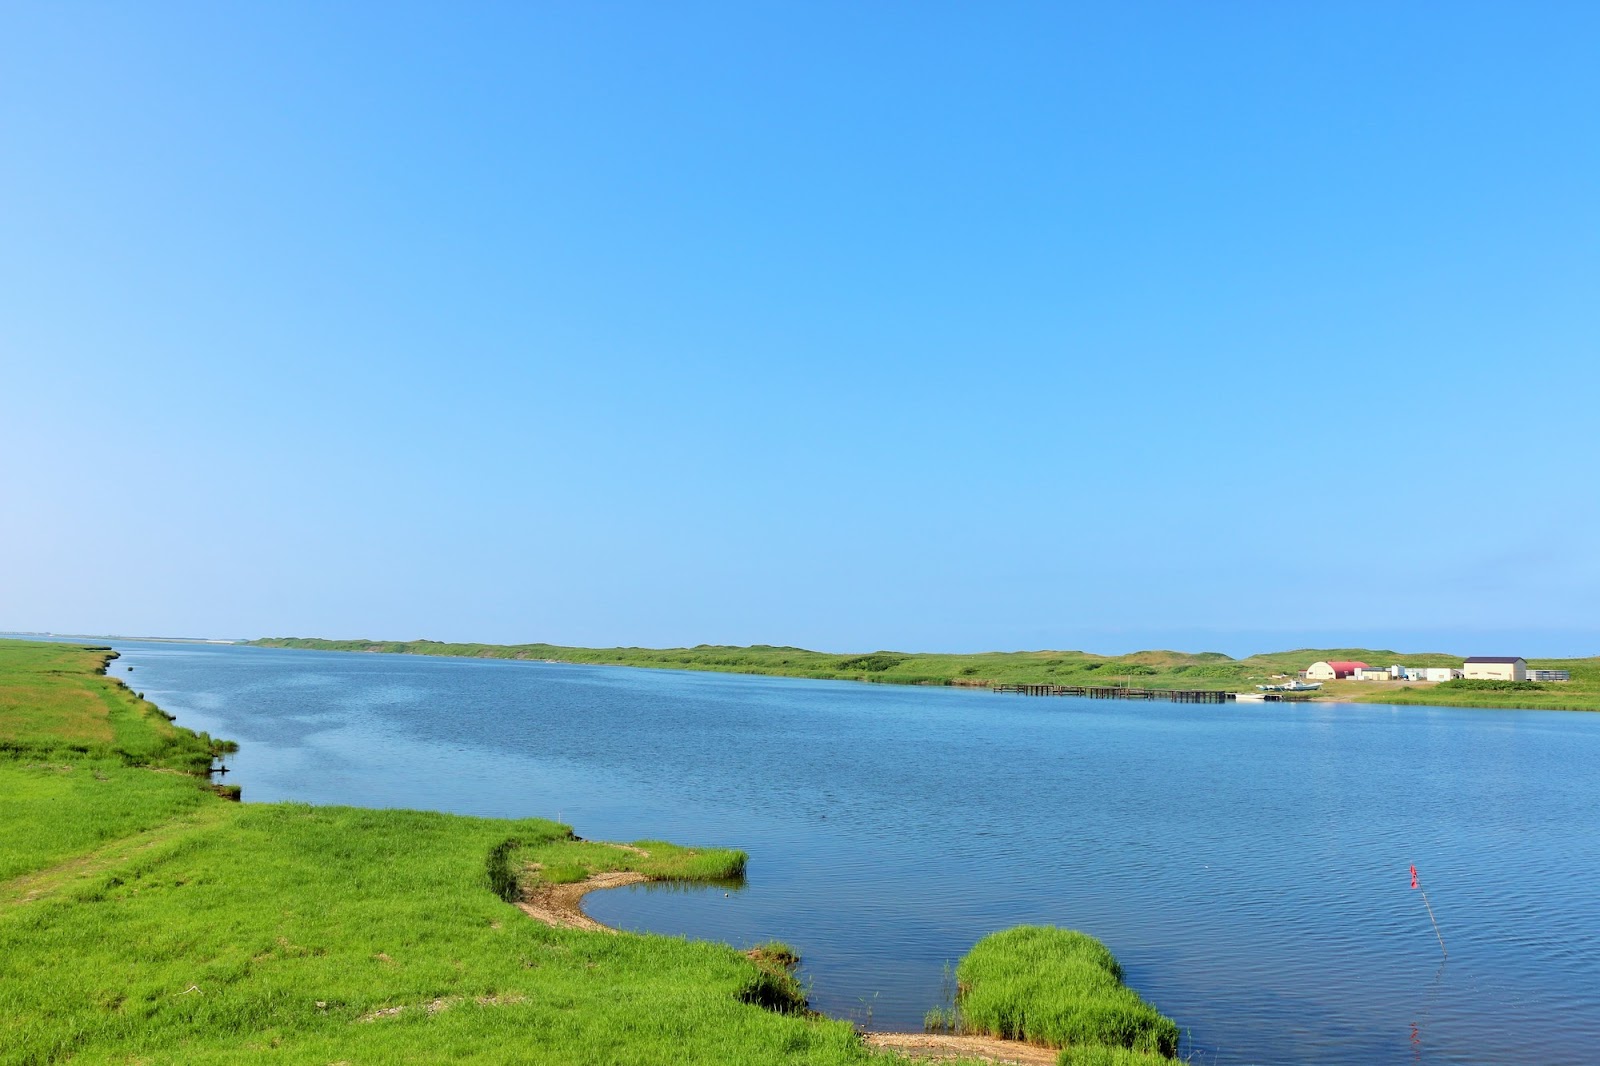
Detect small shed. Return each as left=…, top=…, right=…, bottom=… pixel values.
left=1462, top=656, right=1527, bottom=682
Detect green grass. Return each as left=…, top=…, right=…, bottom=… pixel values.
left=1055, top=1047, right=1176, bottom=1066
left=250, top=636, right=1600, bottom=710
left=0, top=759, right=212, bottom=883
left=936, top=926, right=1178, bottom=1060
left=742, top=941, right=810, bottom=1015
left=0, top=803, right=881, bottom=1065
left=0, top=638, right=918, bottom=1064
left=0, top=639, right=227, bottom=771
left=515, top=836, right=748, bottom=887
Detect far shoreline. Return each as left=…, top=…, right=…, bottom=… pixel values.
left=240, top=636, right=1599, bottom=713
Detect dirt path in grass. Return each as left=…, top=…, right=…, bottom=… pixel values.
left=0, top=803, right=233, bottom=908
left=514, top=870, right=648, bottom=934
left=865, top=1032, right=1058, bottom=1065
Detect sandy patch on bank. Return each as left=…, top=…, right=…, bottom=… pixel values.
left=865, top=1032, right=1058, bottom=1064
left=515, top=870, right=647, bottom=934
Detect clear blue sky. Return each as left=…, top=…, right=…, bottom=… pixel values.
left=3, top=3, right=1597, bottom=656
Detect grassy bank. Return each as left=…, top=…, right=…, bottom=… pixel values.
left=249, top=637, right=1600, bottom=710
left=926, top=927, right=1178, bottom=1065
left=0, top=638, right=914, bottom=1065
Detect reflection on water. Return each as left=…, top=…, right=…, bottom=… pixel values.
left=118, top=640, right=1600, bottom=1065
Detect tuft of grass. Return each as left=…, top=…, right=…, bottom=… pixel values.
left=952, top=926, right=1178, bottom=1057
left=747, top=940, right=800, bottom=970
left=740, top=941, right=810, bottom=1015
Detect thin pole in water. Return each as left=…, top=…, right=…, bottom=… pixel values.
left=1410, top=864, right=1447, bottom=957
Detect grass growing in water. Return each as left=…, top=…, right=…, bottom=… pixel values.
left=933, top=926, right=1179, bottom=1062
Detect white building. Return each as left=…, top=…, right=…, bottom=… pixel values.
left=1462, top=656, right=1527, bottom=682
left=1422, top=667, right=1461, bottom=682
left=1353, top=667, right=1391, bottom=681
left=1528, top=669, right=1571, bottom=682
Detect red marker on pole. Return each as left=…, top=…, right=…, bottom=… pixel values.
left=1410, top=864, right=1447, bottom=957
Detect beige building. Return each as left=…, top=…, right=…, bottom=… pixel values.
left=1462, top=656, right=1527, bottom=681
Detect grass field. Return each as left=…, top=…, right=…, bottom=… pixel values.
left=250, top=636, right=1600, bottom=711
left=0, top=640, right=229, bottom=771
left=0, top=638, right=923, bottom=1064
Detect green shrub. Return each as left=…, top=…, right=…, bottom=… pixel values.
left=834, top=653, right=906, bottom=673
left=484, top=838, right=522, bottom=901
left=955, top=926, right=1178, bottom=1057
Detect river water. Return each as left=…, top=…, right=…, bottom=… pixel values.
left=109, top=639, right=1600, bottom=1064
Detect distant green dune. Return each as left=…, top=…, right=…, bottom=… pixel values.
left=247, top=637, right=1600, bottom=710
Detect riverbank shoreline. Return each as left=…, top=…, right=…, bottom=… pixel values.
left=246, top=635, right=1600, bottom=712
left=0, top=639, right=873, bottom=1063
left=7, top=637, right=1168, bottom=1065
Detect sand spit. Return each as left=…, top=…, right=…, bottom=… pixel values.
left=865, top=1031, right=1059, bottom=1064
left=515, top=870, right=648, bottom=933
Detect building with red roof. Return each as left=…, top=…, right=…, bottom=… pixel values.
left=1304, top=660, right=1369, bottom=680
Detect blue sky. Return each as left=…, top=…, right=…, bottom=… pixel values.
left=3, top=3, right=1597, bottom=656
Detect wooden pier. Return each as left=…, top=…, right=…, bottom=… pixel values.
left=991, top=683, right=1231, bottom=704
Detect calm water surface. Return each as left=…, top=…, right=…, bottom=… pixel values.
left=113, top=641, right=1600, bottom=1064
